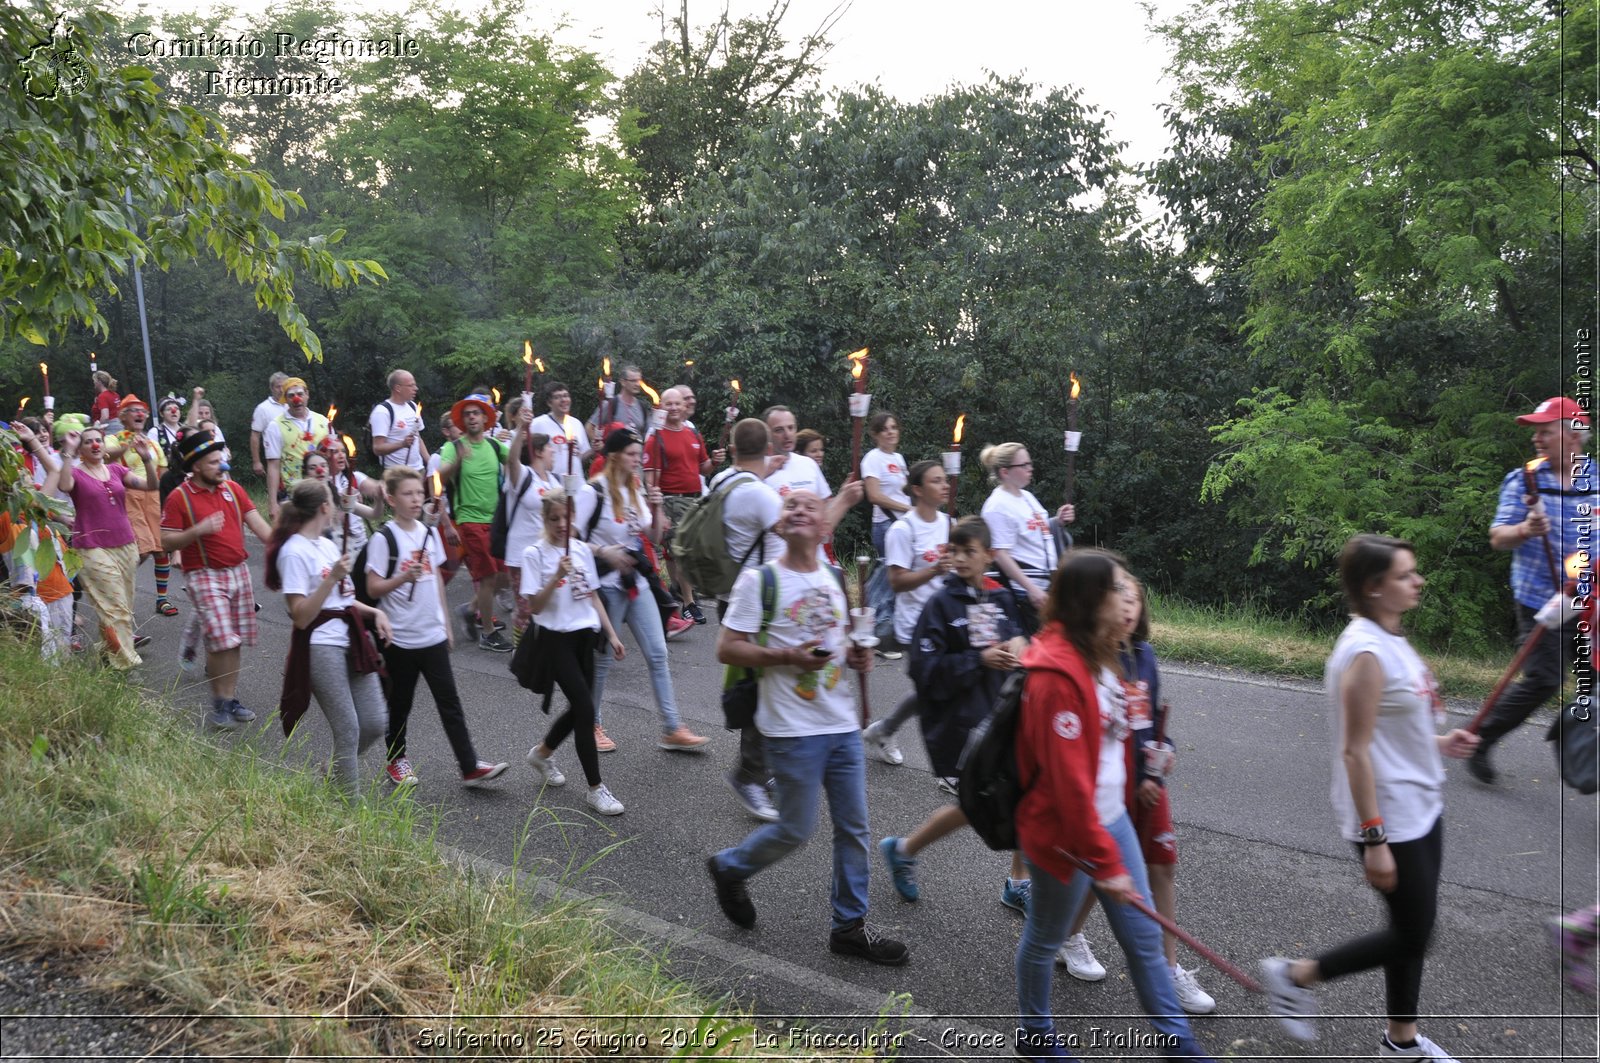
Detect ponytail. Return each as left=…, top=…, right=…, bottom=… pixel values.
left=264, top=480, right=332, bottom=590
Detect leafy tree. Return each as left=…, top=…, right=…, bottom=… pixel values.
left=0, top=0, right=386, bottom=363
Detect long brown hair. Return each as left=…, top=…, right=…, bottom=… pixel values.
left=265, top=480, right=332, bottom=591
left=1041, top=547, right=1128, bottom=672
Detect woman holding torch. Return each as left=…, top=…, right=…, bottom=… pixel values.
left=504, top=407, right=563, bottom=644
left=980, top=442, right=1074, bottom=636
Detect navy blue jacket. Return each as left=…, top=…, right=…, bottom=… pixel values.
left=909, top=573, right=1024, bottom=776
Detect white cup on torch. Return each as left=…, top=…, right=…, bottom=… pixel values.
left=42, top=396, right=55, bottom=412
left=562, top=473, right=583, bottom=496
left=942, top=450, right=961, bottom=475
left=848, top=607, right=878, bottom=647
left=1143, top=741, right=1175, bottom=777
left=604, top=381, right=616, bottom=399
left=650, top=408, right=666, bottom=430
left=1064, top=430, right=1082, bottom=453
left=848, top=392, right=872, bottom=419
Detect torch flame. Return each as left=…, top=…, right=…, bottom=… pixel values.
left=523, top=340, right=533, bottom=365
left=1070, top=372, right=1081, bottom=400
left=847, top=347, right=868, bottom=381
left=953, top=414, right=966, bottom=445
left=638, top=381, right=660, bottom=404
left=602, top=357, right=611, bottom=378
left=431, top=471, right=442, bottom=497
left=341, top=434, right=356, bottom=459
left=492, top=387, right=502, bottom=405
left=18, top=397, right=29, bottom=410
left=1526, top=456, right=1548, bottom=473
left=39, top=362, right=48, bottom=375
left=684, top=359, right=695, bottom=367
left=730, top=379, right=741, bottom=394
left=534, top=358, right=545, bottom=373
left=1566, top=551, right=1588, bottom=581
left=327, top=405, right=337, bottom=423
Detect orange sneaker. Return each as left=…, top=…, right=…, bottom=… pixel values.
left=658, top=726, right=710, bottom=752
left=593, top=725, right=617, bottom=753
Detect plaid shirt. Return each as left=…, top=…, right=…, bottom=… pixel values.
left=1493, top=454, right=1598, bottom=608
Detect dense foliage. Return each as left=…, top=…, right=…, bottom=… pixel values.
left=3, top=0, right=1594, bottom=652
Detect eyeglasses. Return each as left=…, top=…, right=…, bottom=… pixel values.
left=1004, top=461, right=1033, bottom=469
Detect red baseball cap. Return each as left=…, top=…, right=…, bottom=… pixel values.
left=1515, top=396, right=1591, bottom=429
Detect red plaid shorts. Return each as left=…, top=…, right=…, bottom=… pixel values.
left=184, top=563, right=259, bottom=652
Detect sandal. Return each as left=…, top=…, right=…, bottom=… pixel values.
left=156, top=597, right=179, bottom=617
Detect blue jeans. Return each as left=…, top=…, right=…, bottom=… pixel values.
left=1015, top=813, right=1212, bottom=1062
left=867, top=521, right=895, bottom=639
left=714, top=730, right=871, bottom=929
left=592, top=584, right=682, bottom=734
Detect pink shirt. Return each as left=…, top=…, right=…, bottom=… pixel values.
left=65, top=463, right=137, bottom=550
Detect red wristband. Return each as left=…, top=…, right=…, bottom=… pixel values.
left=1360, top=816, right=1384, bottom=829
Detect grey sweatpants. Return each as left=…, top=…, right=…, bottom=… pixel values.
left=309, top=644, right=388, bottom=793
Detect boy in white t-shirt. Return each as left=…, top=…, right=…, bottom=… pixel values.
left=706, top=489, right=908, bottom=967
left=366, top=467, right=507, bottom=788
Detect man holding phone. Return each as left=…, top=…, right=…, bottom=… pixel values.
left=705, top=490, right=907, bottom=966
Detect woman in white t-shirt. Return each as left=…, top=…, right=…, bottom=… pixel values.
left=979, top=442, right=1074, bottom=636
left=521, top=490, right=628, bottom=816
left=265, top=479, right=393, bottom=795
left=861, top=460, right=953, bottom=765
left=301, top=446, right=380, bottom=553
left=1260, top=535, right=1478, bottom=1059
left=861, top=412, right=911, bottom=638
left=575, top=428, right=710, bottom=753
left=504, top=418, right=564, bottom=643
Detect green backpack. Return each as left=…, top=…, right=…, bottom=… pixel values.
left=672, top=471, right=766, bottom=599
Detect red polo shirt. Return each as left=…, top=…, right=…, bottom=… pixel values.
left=160, top=478, right=255, bottom=571
left=644, top=424, right=708, bottom=495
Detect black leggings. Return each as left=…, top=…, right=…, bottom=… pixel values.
left=382, top=640, right=479, bottom=774
left=1316, top=817, right=1444, bottom=1023
left=540, top=627, right=602, bottom=787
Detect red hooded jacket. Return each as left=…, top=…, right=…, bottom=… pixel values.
left=1015, top=623, right=1127, bottom=885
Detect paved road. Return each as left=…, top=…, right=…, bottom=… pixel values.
left=122, top=552, right=1597, bottom=1061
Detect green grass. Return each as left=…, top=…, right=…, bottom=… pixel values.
left=0, top=632, right=853, bottom=1059
left=1147, top=591, right=1505, bottom=702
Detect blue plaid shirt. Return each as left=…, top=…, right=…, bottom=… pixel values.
left=1493, top=454, right=1598, bottom=608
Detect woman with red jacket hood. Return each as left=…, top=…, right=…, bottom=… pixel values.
left=1012, top=548, right=1214, bottom=1062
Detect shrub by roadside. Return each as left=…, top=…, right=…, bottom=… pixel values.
left=0, top=631, right=796, bottom=1059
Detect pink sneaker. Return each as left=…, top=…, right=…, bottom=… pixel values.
left=665, top=614, right=695, bottom=641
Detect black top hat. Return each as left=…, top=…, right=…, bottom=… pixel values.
left=177, top=428, right=227, bottom=470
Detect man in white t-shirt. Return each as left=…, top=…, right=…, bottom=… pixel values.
left=706, top=489, right=908, bottom=967
left=709, top=418, right=787, bottom=821
left=249, top=371, right=289, bottom=477
left=369, top=369, right=429, bottom=470
left=530, top=380, right=590, bottom=475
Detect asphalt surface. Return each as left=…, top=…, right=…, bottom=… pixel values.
left=63, top=552, right=1600, bottom=1059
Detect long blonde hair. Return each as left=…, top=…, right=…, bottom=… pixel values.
left=597, top=450, right=645, bottom=528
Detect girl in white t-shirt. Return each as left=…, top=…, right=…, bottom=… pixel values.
left=302, top=446, right=380, bottom=553
left=861, top=413, right=911, bottom=637
left=1260, top=535, right=1478, bottom=1059
left=979, top=442, right=1075, bottom=636
left=575, top=428, right=709, bottom=753
left=521, top=490, right=629, bottom=816
left=503, top=419, right=564, bottom=643
left=861, top=460, right=953, bottom=765
left=265, top=479, right=393, bottom=795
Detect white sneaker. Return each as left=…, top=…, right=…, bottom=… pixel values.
left=1056, top=933, right=1106, bottom=981
left=726, top=771, right=779, bottom=822
left=936, top=776, right=959, bottom=795
left=1259, top=957, right=1318, bottom=1041
left=1172, top=964, right=1215, bottom=1014
left=1379, top=1034, right=1459, bottom=1061
left=586, top=784, right=624, bottom=816
left=861, top=720, right=904, bottom=765
left=525, top=746, right=566, bottom=787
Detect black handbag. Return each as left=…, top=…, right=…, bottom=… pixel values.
left=1548, top=701, right=1599, bottom=795
left=721, top=672, right=759, bottom=730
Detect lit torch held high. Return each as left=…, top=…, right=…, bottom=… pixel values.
left=846, top=348, right=870, bottom=479
left=718, top=379, right=742, bottom=451
left=1064, top=372, right=1082, bottom=505
left=945, top=414, right=966, bottom=517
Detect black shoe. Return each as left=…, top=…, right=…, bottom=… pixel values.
left=828, top=917, right=909, bottom=966
left=707, top=856, right=756, bottom=928
left=683, top=601, right=707, bottom=625
left=1466, top=746, right=1497, bottom=784
left=457, top=602, right=480, bottom=641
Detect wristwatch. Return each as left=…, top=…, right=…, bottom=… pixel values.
left=1359, top=824, right=1389, bottom=847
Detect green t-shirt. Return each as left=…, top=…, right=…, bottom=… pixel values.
left=447, top=437, right=506, bottom=524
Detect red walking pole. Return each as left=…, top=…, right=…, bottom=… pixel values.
left=1055, top=849, right=1265, bottom=994
left=1465, top=625, right=1548, bottom=735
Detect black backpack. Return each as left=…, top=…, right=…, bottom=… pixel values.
left=362, top=401, right=395, bottom=473
left=351, top=524, right=400, bottom=608
left=957, top=668, right=1030, bottom=851
left=489, top=472, right=536, bottom=561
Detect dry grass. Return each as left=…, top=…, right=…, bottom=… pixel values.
left=0, top=632, right=828, bottom=1059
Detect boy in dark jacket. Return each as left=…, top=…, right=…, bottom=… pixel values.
left=878, top=517, right=1033, bottom=905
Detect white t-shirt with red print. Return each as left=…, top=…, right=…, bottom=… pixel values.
left=366, top=521, right=447, bottom=650
left=884, top=510, right=952, bottom=644
left=860, top=448, right=909, bottom=524
left=982, top=487, right=1058, bottom=590
left=277, top=533, right=355, bottom=648
left=503, top=466, right=562, bottom=570
left=519, top=540, right=602, bottom=633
